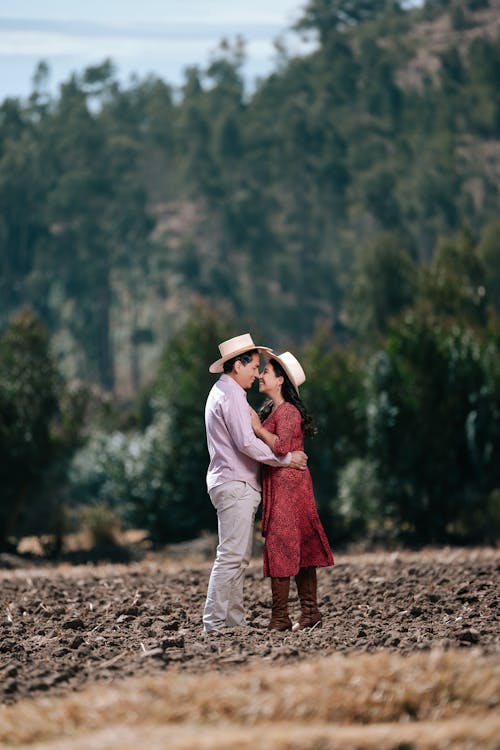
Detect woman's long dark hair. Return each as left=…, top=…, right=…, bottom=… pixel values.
left=258, top=358, right=317, bottom=437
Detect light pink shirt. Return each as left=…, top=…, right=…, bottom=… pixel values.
left=205, top=374, right=291, bottom=492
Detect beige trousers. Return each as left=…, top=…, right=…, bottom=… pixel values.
left=203, top=480, right=260, bottom=633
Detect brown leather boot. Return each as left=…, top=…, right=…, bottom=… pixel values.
left=268, top=577, right=292, bottom=631
left=293, top=566, right=322, bottom=630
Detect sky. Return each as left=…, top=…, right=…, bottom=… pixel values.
left=0, top=0, right=313, bottom=102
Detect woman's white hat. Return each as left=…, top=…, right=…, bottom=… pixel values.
left=209, top=333, right=272, bottom=373
left=265, top=351, right=306, bottom=392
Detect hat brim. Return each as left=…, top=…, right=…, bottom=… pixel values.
left=209, top=345, right=273, bottom=373
left=263, top=351, right=305, bottom=392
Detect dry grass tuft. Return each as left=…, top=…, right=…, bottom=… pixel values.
left=1, top=649, right=498, bottom=749
left=5, top=717, right=500, bottom=750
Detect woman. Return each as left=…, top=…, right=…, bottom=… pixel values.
left=250, top=352, right=334, bottom=631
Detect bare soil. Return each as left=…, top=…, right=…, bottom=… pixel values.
left=1, top=547, right=498, bottom=706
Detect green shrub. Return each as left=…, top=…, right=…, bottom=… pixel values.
left=337, top=457, right=384, bottom=536
left=0, top=308, right=59, bottom=549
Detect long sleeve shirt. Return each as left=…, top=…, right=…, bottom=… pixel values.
left=205, top=374, right=291, bottom=493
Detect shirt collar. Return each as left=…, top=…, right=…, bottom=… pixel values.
left=220, top=373, right=245, bottom=393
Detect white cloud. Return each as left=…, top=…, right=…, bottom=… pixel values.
left=0, top=0, right=305, bottom=26
left=0, top=30, right=88, bottom=57
left=0, top=29, right=221, bottom=60
left=0, top=1, right=311, bottom=100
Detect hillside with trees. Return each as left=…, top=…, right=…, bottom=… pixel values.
left=1, top=0, right=499, bottom=394
left=1, top=0, right=500, bottom=550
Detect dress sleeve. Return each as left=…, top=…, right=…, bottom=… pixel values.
left=273, top=404, right=301, bottom=456
left=221, top=388, right=291, bottom=467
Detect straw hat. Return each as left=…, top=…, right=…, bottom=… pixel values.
left=265, top=351, right=306, bottom=392
left=209, top=333, right=272, bottom=373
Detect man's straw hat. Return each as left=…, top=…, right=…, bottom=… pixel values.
left=209, top=333, right=272, bottom=373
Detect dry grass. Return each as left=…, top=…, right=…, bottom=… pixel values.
left=6, top=718, right=500, bottom=750
left=16, top=529, right=151, bottom=557
left=3, top=543, right=497, bottom=581
left=1, top=649, right=498, bottom=750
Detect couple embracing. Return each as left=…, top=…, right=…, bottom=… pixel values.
left=203, top=333, right=334, bottom=634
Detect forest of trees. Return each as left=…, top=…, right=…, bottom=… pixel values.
left=1, top=0, right=500, bottom=551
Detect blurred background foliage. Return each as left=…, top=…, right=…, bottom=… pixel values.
left=1, top=0, right=500, bottom=551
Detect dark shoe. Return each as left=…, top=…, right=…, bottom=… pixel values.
left=269, top=577, right=292, bottom=631
left=293, top=566, right=322, bottom=630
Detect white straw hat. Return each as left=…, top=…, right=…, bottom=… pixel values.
left=265, top=351, right=306, bottom=392
left=209, top=333, right=272, bottom=373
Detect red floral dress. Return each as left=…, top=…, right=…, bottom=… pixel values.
left=261, top=402, right=334, bottom=578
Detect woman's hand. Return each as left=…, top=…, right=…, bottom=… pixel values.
left=251, top=406, right=279, bottom=451
left=249, top=406, right=262, bottom=435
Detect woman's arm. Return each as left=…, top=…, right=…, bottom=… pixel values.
left=250, top=406, right=278, bottom=450
left=250, top=405, right=307, bottom=468
left=272, top=404, right=301, bottom=456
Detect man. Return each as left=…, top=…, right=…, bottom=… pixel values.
left=203, top=333, right=308, bottom=633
